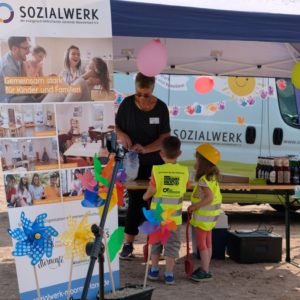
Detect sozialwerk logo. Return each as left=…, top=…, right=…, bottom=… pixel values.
left=0, top=2, right=14, bottom=24
left=0, top=3, right=99, bottom=25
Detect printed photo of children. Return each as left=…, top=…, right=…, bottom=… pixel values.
left=4, top=171, right=62, bottom=207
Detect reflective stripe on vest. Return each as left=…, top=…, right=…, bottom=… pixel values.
left=200, top=203, right=221, bottom=211
left=152, top=197, right=182, bottom=205
left=191, top=214, right=219, bottom=223
left=190, top=175, right=222, bottom=231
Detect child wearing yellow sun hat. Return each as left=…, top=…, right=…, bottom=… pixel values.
left=187, top=143, right=222, bottom=282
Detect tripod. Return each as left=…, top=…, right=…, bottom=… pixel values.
left=79, top=134, right=125, bottom=300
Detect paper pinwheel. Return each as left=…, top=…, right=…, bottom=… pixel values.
left=59, top=213, right=94, bottom=261
left=107, top=227, right=125, bottom=262
left=59, top=213, right=94, bottom=299
left=116, top=168, right=126, bottom=182
left=8, top=211, right=58, bottom=266
left=81, top=155, right=125, bottom=210
left=139, top=202, right=178, bottom=289
left=139, top=201, right=177, bottom=246
left=94, top=154, right=109, bottom=187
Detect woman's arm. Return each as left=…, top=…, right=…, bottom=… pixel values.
left=115, top=126, right=133, bottom=149
left=131, top=132, right=170, bottom=154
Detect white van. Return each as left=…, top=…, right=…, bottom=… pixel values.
left=114, top=74, right=300, bottom=210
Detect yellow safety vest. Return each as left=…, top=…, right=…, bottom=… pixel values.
left=190, top=175, right=222, bottom=231
left=151, top=163, right=189, bottom=225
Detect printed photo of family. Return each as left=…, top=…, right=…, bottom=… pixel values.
left=0, top=36, right=114, bottom=103
left=4, top=171, right=61, bottom=208
left=56, top=102, right=115, bottom=168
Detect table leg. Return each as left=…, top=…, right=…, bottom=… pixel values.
left=284, top=192, right=290, bottom=263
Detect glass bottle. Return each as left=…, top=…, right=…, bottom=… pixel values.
left=268, top=158, right=276, bottom=184
left=292, top=161, right=300, bottom=185
left=276, top=158, right=284, bottom=184
left=283, top=157, right=291, bottom=184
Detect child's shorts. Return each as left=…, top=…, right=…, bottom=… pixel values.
left=151, top=225, right=181, bottom=258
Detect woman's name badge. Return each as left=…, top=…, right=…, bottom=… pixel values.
left=149, top=117, right=159, bottom=124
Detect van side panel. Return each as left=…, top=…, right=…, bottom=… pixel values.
left=114, top=74, right=268, bottom=178
left=269, top=78, right=300, bottom=157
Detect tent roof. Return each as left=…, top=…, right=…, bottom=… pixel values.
left=111, top=0, right=300, bottom=42
left=111, top=0, right=300, bottom=77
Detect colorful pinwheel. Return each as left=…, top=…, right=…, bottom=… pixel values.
left=8, top=211, right=58, bottom=265
left=139, top=201, right=177, bottom=288
left=94, top=154, right=109, bottom=187
left=139, top=201, right=177, bottom=246
left=107, top=227, right=125, bottom=262
left=8, top=212, right=58, bottom=300
left=81, top=155, right=125, bottom=210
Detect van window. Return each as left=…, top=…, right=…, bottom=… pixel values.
left=276, top=78, right=300, bottom=128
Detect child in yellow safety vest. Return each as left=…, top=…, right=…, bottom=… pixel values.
left=187, top=143, right=222, bottom=282
left=143, top=136, right=189, bottom=285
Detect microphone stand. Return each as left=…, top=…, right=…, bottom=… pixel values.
left=79, top=134, right=125, bottom=300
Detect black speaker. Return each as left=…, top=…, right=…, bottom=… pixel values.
left=227, top=230, right=282, bottom=263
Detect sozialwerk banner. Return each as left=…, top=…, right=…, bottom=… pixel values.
left=0, top=1, right=119, bottom=299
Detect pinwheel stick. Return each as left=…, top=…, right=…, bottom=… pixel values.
left=33, top=265, right=41, bottom=300
left=143, top=244, right=152, bottom=289
left=103, top=234, right=116, bottom=295
left=67, top=251, right=74, bottom=300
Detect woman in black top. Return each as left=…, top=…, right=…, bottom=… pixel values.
left=116, top=72, right=170, bottom=259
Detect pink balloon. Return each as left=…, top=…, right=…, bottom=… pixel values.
left=137, top=39, right=167, bottom=76
left=194, top=76, right=214, bottom=94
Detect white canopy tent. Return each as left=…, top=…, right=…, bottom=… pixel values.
left=111, top=0, right=300, bottom=77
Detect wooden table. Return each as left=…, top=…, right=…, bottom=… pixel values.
left=89, top=127, right=113, bottom=148
left=64, top=142, right=102, bottom=157
left=124, top=181, right=296, bottom=263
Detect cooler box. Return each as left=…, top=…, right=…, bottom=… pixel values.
left=192, top=211, right=228, bottom=259
left=227, top=230, right=282, bottom=263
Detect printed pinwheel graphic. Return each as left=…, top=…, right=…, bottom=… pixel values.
left=8, top=211, right=58, bottom=300
left=59, top=213, right=94, bottom=299
left=138, top=201, right=177, bottom=288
